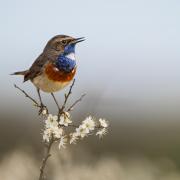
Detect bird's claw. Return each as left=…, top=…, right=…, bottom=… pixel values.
left=39, top=104, right=48, bottom=115
left=58, top=109, right=66, bottom=116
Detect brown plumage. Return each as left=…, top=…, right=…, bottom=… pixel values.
left=45, top=63, right=76, bottom=82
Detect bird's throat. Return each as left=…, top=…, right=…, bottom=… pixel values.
left=66, top=52, right=75, bottom=60
left=56, top=53, right=76, bottom=73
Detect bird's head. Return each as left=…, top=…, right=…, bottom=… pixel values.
left=43, top=35, right=85, bottom=56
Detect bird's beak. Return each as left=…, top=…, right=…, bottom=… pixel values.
left=72, top=37, right=85, bottom=44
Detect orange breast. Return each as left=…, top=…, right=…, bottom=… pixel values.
left=45, top=63, right=76, bottom=82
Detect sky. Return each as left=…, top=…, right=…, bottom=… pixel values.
left=0, top=0, right=180, bottom=122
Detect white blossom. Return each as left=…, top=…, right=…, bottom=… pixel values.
left=59, top=112, right=72, bottom=126
left=76, top=124, right=89, bottom=138
left=96, top=128, right=107, bottom=138
left=69, top=132, right=79, bottom=144
left=45, top=114, right=58, bottom=128
left=53, top=127, right=63, bottom=139
left=42, top=112, right=109, bottom=148
left=82, top=116, right=95, bottom=131
left=43, top=128, right=52, bottom=142
left=58, top=136, right=67, bottom=149
left=99, top=118, right=109, bottom=128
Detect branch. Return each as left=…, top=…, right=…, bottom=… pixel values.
left=68, top=124, right=102, bottom=129
left=59, top=79, right=75, bottom=114
left=39, top=139, right=54, bottom=180
left=14, top=80, right=87, bottom=180
left=67, top=94, right=86, bottom=112
left=14, top=84, right=40, bottom=107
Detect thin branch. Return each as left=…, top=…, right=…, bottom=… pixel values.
left=67, top=94, right=86, bottom=112
left=14, top=80, right=87, bottom=180
left=14, top=84, right=40, bottom=107
left=59, top=79, right=75, bottom=114
left=68, top=124, right=102, bottom=129
left=39, top=139, right=54, bottom=180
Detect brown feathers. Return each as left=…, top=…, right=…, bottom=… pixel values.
left=11, top=70, right=28, bottom=75
left=45, top=63, right=76, bottom=82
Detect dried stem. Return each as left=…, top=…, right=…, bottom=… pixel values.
left=59, top=79, right=75, bottom=114
left=39, top=139, right=54, bottom=180
left=67, top=94, right=86, bottom=112
left=14, top=84, right=40, bottom=107
left=68, top=124, right=102, bottom=129
left=14, top=79, right=86, bottom=180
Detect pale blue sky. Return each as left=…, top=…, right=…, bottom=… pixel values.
left=1, top=0, right=180, bottom=120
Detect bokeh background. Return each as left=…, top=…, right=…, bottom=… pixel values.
left=1, top=0, right=180, bottom=179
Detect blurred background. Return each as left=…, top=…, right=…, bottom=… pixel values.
left=1, top=0, right=180, bottom=179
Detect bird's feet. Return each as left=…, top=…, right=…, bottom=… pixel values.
left=39, top=103, right=48, bottom=115
left=57, top=109, right=66, bottom=121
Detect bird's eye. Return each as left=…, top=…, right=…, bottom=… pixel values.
left=61, top=40, right=67, bottom=45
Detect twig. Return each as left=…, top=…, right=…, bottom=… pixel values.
left=68, top=124, right=102, bottom=129
left=14, top=80, right=87, bottom=180
left=14, top=84, right=40, bottom=107
left=67, top=94, right=86, bottom=112
left=59, top=79, right=75, bottom=115
left=38, top=79, right=77, bottom=179
left=39, top=139, right=54, bottom=180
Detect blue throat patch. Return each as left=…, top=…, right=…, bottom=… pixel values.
left=64, top=43, right=75, bottom=55
left=56, top=44, right=76, bottom=72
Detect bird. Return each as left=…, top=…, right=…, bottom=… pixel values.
left=12, top=35, right=85, bottom=113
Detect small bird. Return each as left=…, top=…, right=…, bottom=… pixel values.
left=12, top=35, right=85, bottom=113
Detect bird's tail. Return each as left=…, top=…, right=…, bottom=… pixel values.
left=11, top=70, right=28, bottom=76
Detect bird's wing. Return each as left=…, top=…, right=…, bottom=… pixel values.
left=24, top=53, right=53, bottom=82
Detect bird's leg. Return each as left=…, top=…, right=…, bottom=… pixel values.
left=51, top=93, right=61, bottom=114
left=37, top=88, right=47, bottom=115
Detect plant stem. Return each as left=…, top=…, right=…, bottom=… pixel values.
left=14, top=81, right=87, bottom=180
left=39, top=139, right=54, bottom=180
left=14, top=84, right=39, bottom=107
left=67, top=94, right=86, bottom=112
left=59, top=79, right=75, bottom=114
